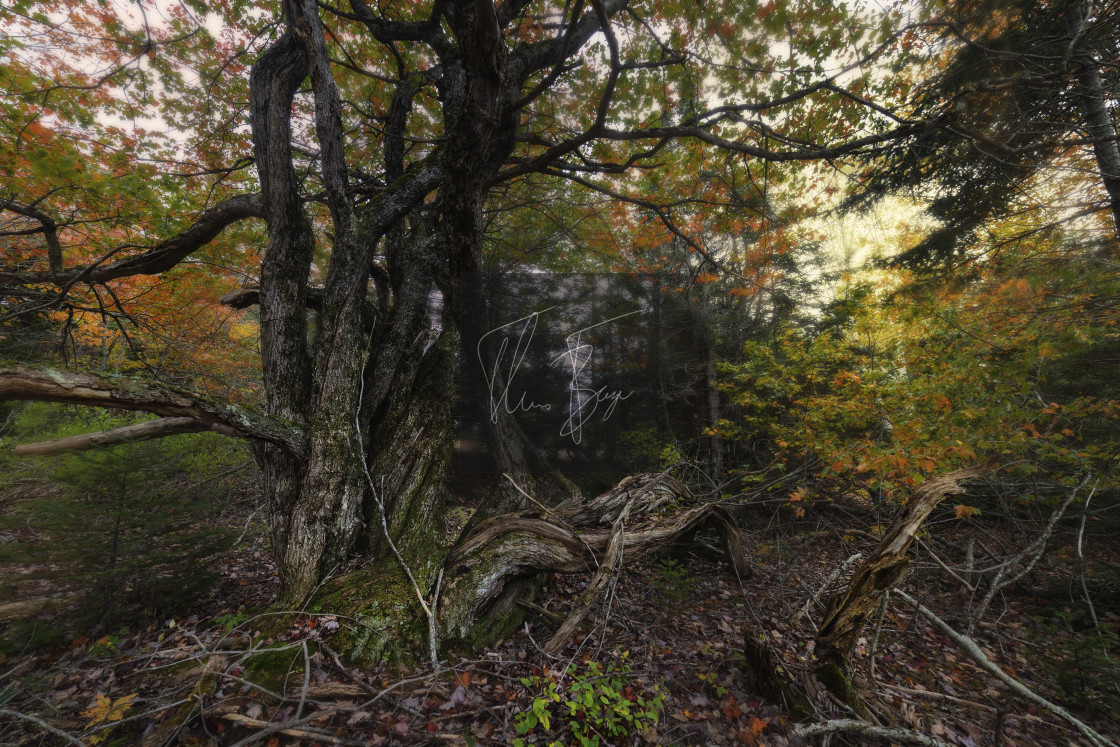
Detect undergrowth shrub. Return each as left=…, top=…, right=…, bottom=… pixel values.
left=651, top=557, right=691, bottom=606
left=0, top=403, right=253, bottom=652
left=513, top=652, right=666, bottom=746
left=1029, top=608, right=1120, bottom=714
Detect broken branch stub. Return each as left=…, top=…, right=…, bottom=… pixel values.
left=814, top=464, right=990, bottom=672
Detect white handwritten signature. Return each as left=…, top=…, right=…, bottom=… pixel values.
left=477, top=308, right=636, bottom=444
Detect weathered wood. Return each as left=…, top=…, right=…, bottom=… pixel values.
left=815, top=464, right=990, bottom=672
left=0, top=366, right=303, bottom=455
left=545, top=497, right=634, bottom=654
left=439, top=473, right=748, bottom=652
left=743, top=629, right=815, bottom=719
left=0, top=596, right=65, bottom=622
left=13, top=417, right=211, bottom=456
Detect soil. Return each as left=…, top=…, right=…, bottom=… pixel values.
left=2, top=494, right=1119, bottom=746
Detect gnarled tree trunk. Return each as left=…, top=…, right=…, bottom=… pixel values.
left=439, top=473, right=748, bottom=653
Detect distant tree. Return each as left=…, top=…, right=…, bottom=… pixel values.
left=849, top=0, right=1120, bottom=267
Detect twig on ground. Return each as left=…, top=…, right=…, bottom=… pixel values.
left=218, top=713, right=362, bottom=745
left=0, top=709, right=86, bottom=746
left=868, top=591, right=889, bottom=683
left=896, top=589, right=1118, bottom=747
left=880, top=682, right=997, bottom=712
left=794, top=718, right=952, bottom=746
left=915, top=537, right=974, bottom=592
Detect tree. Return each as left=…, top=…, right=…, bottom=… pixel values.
left=1, top=0, right=947, bottom=659
left=848, top=0, right=1120, bottom=268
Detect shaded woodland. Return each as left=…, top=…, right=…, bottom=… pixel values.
left=1, top=0, right=1119, bottom=744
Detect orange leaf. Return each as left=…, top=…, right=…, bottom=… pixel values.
left=955, top=504, right=978, bottom=520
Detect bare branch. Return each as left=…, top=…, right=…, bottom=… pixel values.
left=794, top=719, right=953, bottom=747
left=0, top=365, right=306, bottom=456
left=13, top=416, right=212, bottom=456
left=17, top=194, right=265, bottom=285
left=896, top=589, right=1119, bottom=747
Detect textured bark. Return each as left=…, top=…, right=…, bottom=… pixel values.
left=248, top=20, right=317, bottom=595
left=815, top=464, right=990, bottom=672
left=272, top=0, right=373, bottom=608
left=1065, top=4, right=1120, bottom=234
left=439, top=473, right=748, bottom=651
left=365, top=329, right=458, bottom=572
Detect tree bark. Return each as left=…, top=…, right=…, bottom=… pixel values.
left=815, top=464, right=990, bottom=673
left=1065, top=4, right=1120, bottom=235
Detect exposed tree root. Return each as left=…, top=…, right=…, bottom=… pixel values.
left=438, top=473, right=748, bottom=653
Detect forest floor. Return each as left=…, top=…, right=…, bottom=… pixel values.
left=2, top=496, right=1120, bottom=746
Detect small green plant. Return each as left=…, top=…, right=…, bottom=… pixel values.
left=0, top=403, right=250, bottom=652
left=697, top=671, right=728, bottom=698
left=513, top=654, right=667, bottom=747
left=215, top=611, right=249, bottom=632
left=651, top=557, right=691, bottom=606
left=89, top=627, right=130, bottom=657
left=1029, top=608, right=1120, bottom=713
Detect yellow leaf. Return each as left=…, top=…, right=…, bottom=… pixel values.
left=83, top=693, right=137, bottom=730
left=82, top=694, right=112, bottom=725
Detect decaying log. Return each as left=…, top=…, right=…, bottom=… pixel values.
left=814, top=464, right=990, bottom=673
left=439, top=473, right=748, bottom=651
left=13, top=417, right=212, bottom=456
left=0, top=596, right=66, bottom=622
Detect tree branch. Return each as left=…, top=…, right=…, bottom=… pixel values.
left=0, top=365, right=306, bottom=456
left=794, top=719, right=952, bottom=747
left=29, top=194, right=264, bottom=285
left=895, top=589, right=1118, bottom=747
left=12, top=416, right=213, bottom=456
